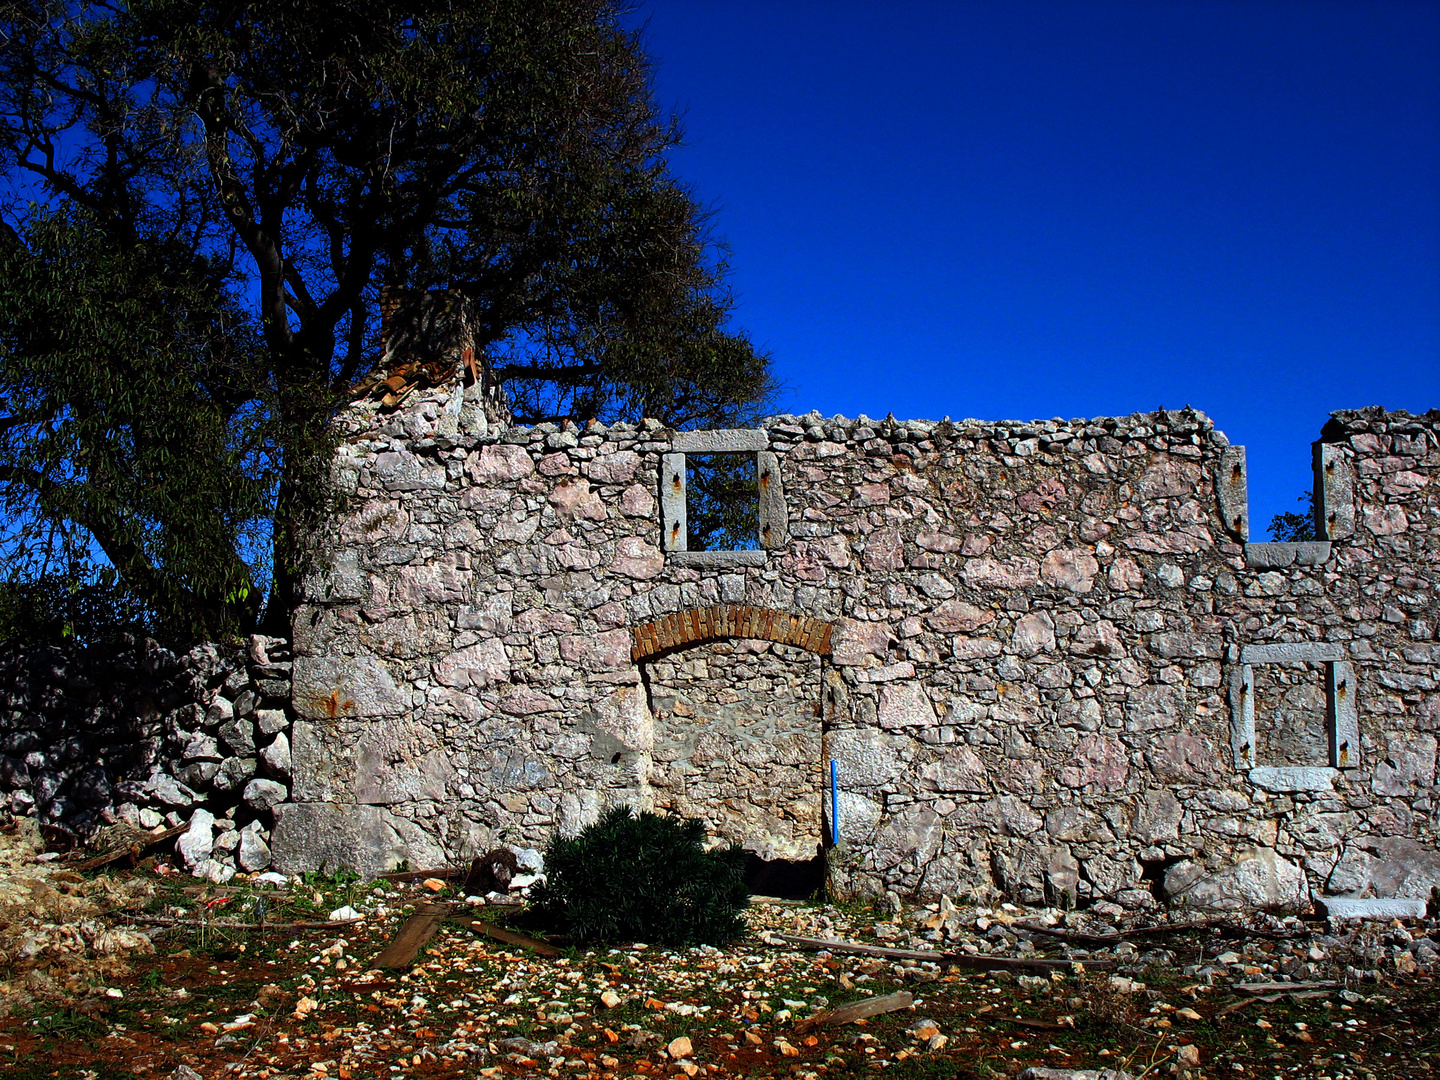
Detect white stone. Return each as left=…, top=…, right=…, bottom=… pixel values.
left=260, top=731, right=292, bottom=780
left=243, top=779, right=289, bottom=810
left=238, top=822, right=272, bottom=871
left=176, top=808, right=215, bottom=869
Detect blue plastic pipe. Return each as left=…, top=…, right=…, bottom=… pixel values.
left=830, top=759, right=840, bottom=846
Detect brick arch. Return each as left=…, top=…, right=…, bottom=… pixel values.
left=629, top=605, right=834, bottom=662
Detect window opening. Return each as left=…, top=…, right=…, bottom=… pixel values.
left=685, top=453, right=759, bottom=551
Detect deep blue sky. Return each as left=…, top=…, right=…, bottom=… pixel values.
left=625, top=0, right=1440, bottom=535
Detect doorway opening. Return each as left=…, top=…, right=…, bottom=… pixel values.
left=642, top=637, right=824, bottom=893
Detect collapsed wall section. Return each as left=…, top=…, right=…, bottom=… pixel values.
left=278, top=396, right=1440, bottom=913
left=0, top=635, right=294, bottom=877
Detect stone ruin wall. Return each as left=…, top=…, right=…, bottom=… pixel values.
left=0, top=635, right=295, bottom=877
left=274, top=392, right=1440, bottom=914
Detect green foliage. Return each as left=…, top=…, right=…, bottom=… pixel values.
left=686, top=453, right=759, bottom=551
left=530, top=806, right=750, bottom=947
left=1269, top=490, right=1317, bottom=542
left=0, top=207, right=272, bottom=641
left=0, top=0, right=776, bottom=634
left=0, top=570, right=150, bottom=648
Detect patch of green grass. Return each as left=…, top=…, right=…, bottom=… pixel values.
left=137, top=966, right=165, bottom=992
left=25, top=1003, right=106, bottom=1040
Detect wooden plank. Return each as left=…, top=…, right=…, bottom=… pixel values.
left=793, top=991, right=913, bottom=1034
left=451, top=916, right=562, bottom=958
left=773, top=933, right=1113, bottom=972
left=118, top=915, right=363, bottom=931
left=373, top=904, right=453, bottom=968
left=74, top=824, right=187, bottom=872
left=1235, top=980, right=1338, bottom=995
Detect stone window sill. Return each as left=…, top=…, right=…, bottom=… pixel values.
left=1248, top=766, right=1335, bottom=792
left=1244, top=541, right=1332, bottom=569
left=667, top=550, right=768, bottom=568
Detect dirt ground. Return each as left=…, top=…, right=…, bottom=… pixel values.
left=1, top=820, right=1438, bottom=1080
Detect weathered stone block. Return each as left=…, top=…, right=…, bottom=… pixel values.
left=465, top=443, right=534, bottom=483
left=1166, top=846, right=1307, bottom=912
left=272, top=802, right=449, bottom=878
left=211, top=755, right=257, bottom=793
left=612, top=536, right=667, bottom=577
left=260, top=731, right=292, bottom=780
left=1239, top=641, right=1345, bottom=663
left=1316, top=897, right=1426, bottom=921
left=757, top=451, right=788, bottom=549
left=1373, top=733, right=1437, bottom=796
left=293, top=656, right=409, bottom=719
left=918, top=746, right=989, bottom=793
left=354, top=720, right=457, bottom=805
left=828, top=727, right=906, bottom=789
left=1243, top=541, right=1332, bottom=568
left=433, top=639, right=510, bottom=688
left=672, top=429, right=767, bottom=452
left=1248, top=766, right=1334, bottom=792
left=1214, top=445, right=1249, bottom=541
left=244, top=778, right=289, bottom=810
left=1314, top=441, right=1355, bottom=540
left=1012, top=612, right=1055, bottom=656
left=1040, top=549, right=1099, bottom=593
left=1123, top=685, right=1184, bottom=733
left=878, top=682, right=937, bottom=729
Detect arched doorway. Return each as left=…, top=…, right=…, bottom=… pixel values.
left=629, top=606, right=835, bottom=897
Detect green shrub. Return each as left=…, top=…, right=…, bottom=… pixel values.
left=530, top=806, right=749, bottom=946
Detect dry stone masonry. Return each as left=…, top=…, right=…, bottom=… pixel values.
left=276, top=380, right=1440, bottom=916
left=0, top=635, right=293, bottom=879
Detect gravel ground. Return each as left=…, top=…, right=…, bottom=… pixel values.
left=0, top=825, right=1437, bottom=1080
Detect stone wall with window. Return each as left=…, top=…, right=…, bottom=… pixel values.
left=278, top=392, right=1440, bottom=914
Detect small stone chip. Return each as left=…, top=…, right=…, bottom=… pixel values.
left=421, top=878, right=447, bottom=892
left=666, top=1036, right=693, bottom=1060
left=907, top=1018, right=940, bottom=1040
left=600, top=990, right=622, bottom=1009
left=1175, top=1044, right=1201, bottom=1067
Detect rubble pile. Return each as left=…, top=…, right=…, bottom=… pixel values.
left=0, top=818, right=155, bottom=1016
left=0, top=634, right=294, bottom=878
left=0, top=824, right=1432, bottom=1079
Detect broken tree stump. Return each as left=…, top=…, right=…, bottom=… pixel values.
left=74, top=824, right=188, bottom=872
